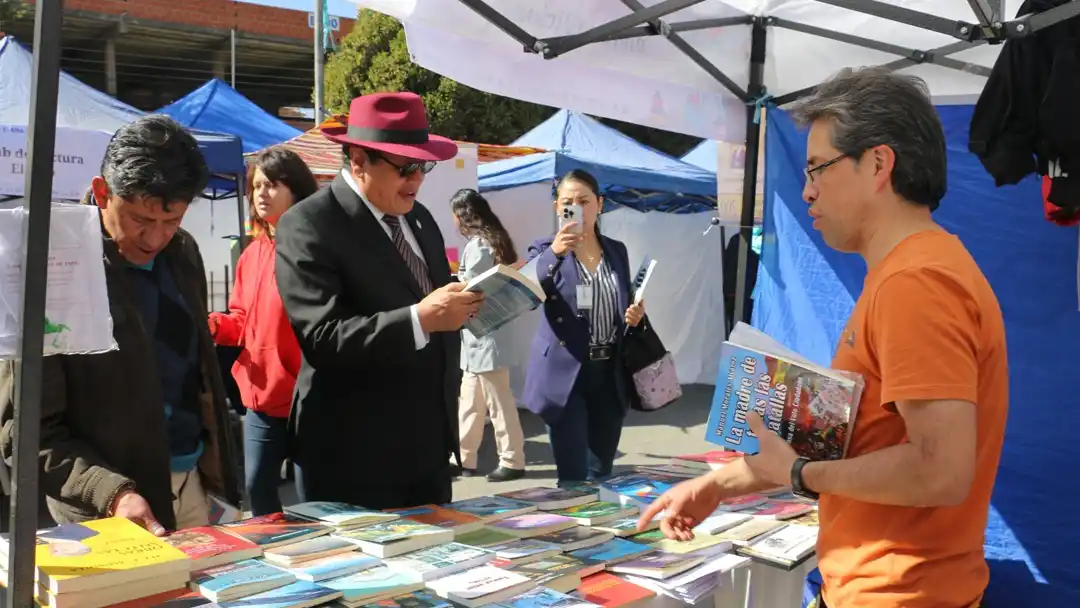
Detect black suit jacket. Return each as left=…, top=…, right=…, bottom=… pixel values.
left=275, top=175, right=461, bottom=502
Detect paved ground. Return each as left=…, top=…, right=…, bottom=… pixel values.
left=276, top=384, right=717, bottom=508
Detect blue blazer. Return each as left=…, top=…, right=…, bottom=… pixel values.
left=522, top=234, right=634, bottom=425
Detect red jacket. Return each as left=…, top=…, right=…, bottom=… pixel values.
left=209, top=235, right=300, bottom=418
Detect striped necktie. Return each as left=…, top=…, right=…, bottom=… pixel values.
left=382, top=215, right=434, bottom=295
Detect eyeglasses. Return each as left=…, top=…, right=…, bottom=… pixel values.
left=804, top=154, right=848, bottom=184
left=371, top=151, right=437, bottom=177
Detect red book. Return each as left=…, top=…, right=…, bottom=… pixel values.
left=670, top=451, right=742, bottom=471
left=575, top=573, right=655, bottom=608
left=164, top=526, right=262, bottom=571
left=390, top=505, right=484, bottom=535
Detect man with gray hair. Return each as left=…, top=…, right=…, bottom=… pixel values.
left=640, top=68, right=1007, bottom=607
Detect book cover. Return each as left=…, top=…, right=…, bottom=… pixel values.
left=486, top=539, right=561, bottom=561
left=736, top=524, right=818, bottom=569
left=625, top=529, right=729, bottom=555
left=390, top=505, right=482, bottom=531
left=491, top=586, right=599, bottom=608
left=382, top=542, right=492, bottom=578
left=714, top=518, right=784, bottom=544
left=284, top=551, right=380, bottom=582
left=455, top=528, right=519, bottom=548
left=532, top=527, right=612, bottom=549
left=463, top=265, right=545, bottom=337
left=488, top=513, right=578, bottom=537
left=706, top=341, right=859, bottom=461
left=567, top=538, right=653, bottom=567
left=192, top=558, right=296, bottom=601
left=219, top=512, right=330, bottom=548
left=496, top=487, right=596, bottom=508
left=264, top=535, right=356, bottom=563
left=445, top=497, right=537, bottom=520
left=425, top=565, right=534, bottom=604
left=285, top=502, right=401, bottom=528
left=336, top=520, right=448, bottom=544
left=670, top=451, right=741, bottom=469
left=216, top=579, right=342, bottom=608
left=573, top=573, right=654, bottom=607
left=599, top=473, right=682, bottom=507
left=736, top=501, right=814, bottom=520
left=592, top=517, right=658, bottom=538
left=608, top=551, right=703, bottom=578
left=163, top=526, right=259, bottom=567
left=320, top=566, right=425, bottom=603
left=13, top=517, right=190, bottom=594
left=552, top=502, right=634, bottom=524
left=360, top=590, right=453, bottom=608
left=507, top=554, right=587, bottom=589
left=713, top=494, right=768, bottom=511
left=787, top=510, right=820, bottom=527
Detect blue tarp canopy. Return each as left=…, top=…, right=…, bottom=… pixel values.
left=755, top=106, right=1080, bottom=605
left=681, top=139, right=717, bottom=172
left=158, top=79, right=302, bottom=154
left=0, top=37, right=245, bottom=196
left=479, top=110, right=717, bottom=211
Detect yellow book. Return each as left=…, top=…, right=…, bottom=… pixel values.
left=2, top=517, right=190, bottom=595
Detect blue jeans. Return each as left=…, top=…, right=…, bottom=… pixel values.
left=547, top=358, right=626, bottom=483
left=243, top=410, right=290, bottom=516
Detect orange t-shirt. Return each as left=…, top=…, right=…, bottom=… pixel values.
left=817, top=230, right=1008, bottom=608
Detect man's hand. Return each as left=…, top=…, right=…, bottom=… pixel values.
left=111, top=491, right=166, bottom=536
left=743, top=412, right=800, bottom=487
left=625, top=299, right=645, bottom=327
left=417, top=283, right=484, bottom=333
left=550, top=221, right=583, bottom=257
left=636, top=474, right=725, bottom=541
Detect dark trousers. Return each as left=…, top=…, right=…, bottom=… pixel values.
left=547, top=358, right=626, bottom=483
left=243, top=410, right=292, bottom=516
left=296, top=463, right=452, bottom=511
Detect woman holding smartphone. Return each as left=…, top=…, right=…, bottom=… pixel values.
left=522, top=169, right=645, bottom=484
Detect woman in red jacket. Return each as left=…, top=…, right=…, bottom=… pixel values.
left=209, top=147, right=319, bottom=515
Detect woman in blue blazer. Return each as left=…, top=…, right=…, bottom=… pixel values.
left=522, top=170, right=645, bottom=483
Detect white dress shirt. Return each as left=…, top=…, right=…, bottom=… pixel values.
left=341, top=169, right=429, bottom=350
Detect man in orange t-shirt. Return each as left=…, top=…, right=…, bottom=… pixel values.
left=640, top=67, right=1008, bottom=608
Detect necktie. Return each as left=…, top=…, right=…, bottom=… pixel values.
left=382, top=215, right=434, bottom=295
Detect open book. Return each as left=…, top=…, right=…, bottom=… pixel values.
left=705, top=323, right=864, bottom=461
left=463, top=265, right=545, bottom=337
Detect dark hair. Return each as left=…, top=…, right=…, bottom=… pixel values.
left=789, top=67, right=947, bottom=211
left=100, top=114, right=209, bottom=210
left=246, top=147, right=320, bottom=237
left=450, top=189, right=518, bottom=265
left=555, top=169, right=603, bottom=235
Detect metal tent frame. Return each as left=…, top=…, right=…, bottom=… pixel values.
left=450, top=0, right=1080, bottom=325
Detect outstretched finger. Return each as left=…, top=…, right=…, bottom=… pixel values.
left=638, top=495, right=668, bottom=530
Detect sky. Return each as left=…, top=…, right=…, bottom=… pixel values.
left=236, top=0, right=358, bottom=19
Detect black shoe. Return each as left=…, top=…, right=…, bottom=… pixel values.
left=450, top=464, right=479, bottom=478
left=486, top=467, right=525, bottom=482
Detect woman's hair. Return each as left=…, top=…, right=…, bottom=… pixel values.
left=555, top=169, right=603, bottom=235
left=449, top=188, right=518, bottom=265
left=245, top=147, right=320, bottom=237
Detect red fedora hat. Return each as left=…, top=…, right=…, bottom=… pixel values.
left=321, top=92, right=458, bottom=162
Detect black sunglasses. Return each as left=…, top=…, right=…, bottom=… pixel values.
left=805, top=153, right=848, bottom=184
left=370, top=151, right=437, bottom=177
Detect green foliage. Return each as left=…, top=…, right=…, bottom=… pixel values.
left=322, top=9, right=700, bottom=156
left=0, top=0, right=29, bottom=29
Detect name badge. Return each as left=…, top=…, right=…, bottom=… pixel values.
left=576, top=284, right=593, bottom=309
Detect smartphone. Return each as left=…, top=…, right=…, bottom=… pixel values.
left=558, top=204, right=583, bottom=233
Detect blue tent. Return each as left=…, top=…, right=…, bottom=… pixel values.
left=0, top=37, right=244, bottom=197
left=158, top=79, right=302, bottom=154
left=681, top=139, right=717, bottom=172
left=479, top=110, right=717, bottom=212
left=755, top=106, right=1080, bottom=605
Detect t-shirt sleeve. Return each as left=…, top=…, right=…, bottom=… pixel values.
left=871, top=267, right=980, bottom=406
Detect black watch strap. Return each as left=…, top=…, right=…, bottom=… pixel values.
left=791, top=457, right=819, bottom=500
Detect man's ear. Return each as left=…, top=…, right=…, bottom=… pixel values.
left=90, top=176, right=109, bottom=210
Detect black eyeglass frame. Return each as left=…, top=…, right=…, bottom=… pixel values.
left=368, top=150, right=438, bottom=177
left=805, top=153, right=849, bottom=184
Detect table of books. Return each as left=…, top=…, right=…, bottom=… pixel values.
left=4, top=462, right=819, bottom=608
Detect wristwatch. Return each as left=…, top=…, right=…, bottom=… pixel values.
left=791, top=457, right=819, bottom=500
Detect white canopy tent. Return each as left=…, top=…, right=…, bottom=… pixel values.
left=351, top=0, right=1080, bottom=327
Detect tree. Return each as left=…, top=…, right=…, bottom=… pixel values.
left=323, top=9, right=700, bottom=155
left=0, top=0, right=29, bottom=31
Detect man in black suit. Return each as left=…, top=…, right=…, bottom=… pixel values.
left=275, top=92, right=483, bottom=509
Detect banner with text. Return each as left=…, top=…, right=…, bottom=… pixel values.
left=0, top=124, right=112, bottom=200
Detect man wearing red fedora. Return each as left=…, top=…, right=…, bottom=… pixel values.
left=275, top=92, right=483, bottom=509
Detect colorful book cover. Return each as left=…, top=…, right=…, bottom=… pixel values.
left=508, top=555, right=587, bottom=586
left=265, top=535, right=355, bottom=562
left=705, top=342, right=859, bottom=461
left=736, top=501, right=814, bottom=520
left=552, top=502, right=632, bottom=521
left=593, top=517, right=657, bottom=537
left=192, top=559, right=295, bottom=596
left=532, top=527, right=611, bottom=548
left=285, top=502, right=401, bottom=528
left=390, top=505, right=482, bottom=530
left=360, top=590, right=453, bottom=608
left=600, top=474, right=681, bottom=506
left=496, top=487, right=595, bottom=506
left=163, top=526, right=259, bottom=565
left=567, top=538, right=653, bottom=567
left=382, top=542, right=492, bottom=576
left=336, top=520, right=448, bottom=544
left=286, top=551, right=380, bottom=581
left=16, top=517, right=190, bottom=593
left=489, top=513, right=577, bottom=534
left=714, top=494, right=768, bottom=511
left=671, top=451, right=741, bottom=466
left=219, top=512, right=330, bottom=548
left=217, top=579, right=342, bottom=608
left=445, top=496, right=537, bottom=519
left=609, top=551, right=702, bottom=574
left=320, top=566, right=424, bottom=602
left=456, top=528, right=519, bottom=547
left=787, top=510, right=820, bottom=527
left=573, top=573, right=654, bottom=606
left=492, top=586, right=598, bottom=608
left=426, top=565, right=534, bottom=603
left=486, top=539, right=561, bottom=560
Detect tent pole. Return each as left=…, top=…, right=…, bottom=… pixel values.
left=732, top=17, right=766, bottom=326
left=236, top=174, right=248, bottom=250
left=314, top=0, right=325, bottom=121
left=7, top=1, right=64, bottom=607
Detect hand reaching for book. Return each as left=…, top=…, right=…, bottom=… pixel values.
left=111, top=490, right=167, bottom=537
left=636, top=475, right=725, bottom=541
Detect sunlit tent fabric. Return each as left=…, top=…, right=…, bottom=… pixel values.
left=479, top=109, right=717, bottom=211
left=0, top=37, right=244, bottom=194
left=757, top=106, right=1080, bottom=605
left=681, top=139, right=717, bottom=172
left=159, top=79, right=303, bottom=154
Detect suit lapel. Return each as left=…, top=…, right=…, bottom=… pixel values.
left=599, top=236, right=630, bottom=314
left=405, top=208, right=447, bottom=289
left=330, top=176, right=424, bottom=300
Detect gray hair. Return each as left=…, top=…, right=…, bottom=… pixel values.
left=789, top=67, right=947, bottom=211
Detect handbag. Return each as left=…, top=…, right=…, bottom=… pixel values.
left=622, top=315, right=682, bottom=411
